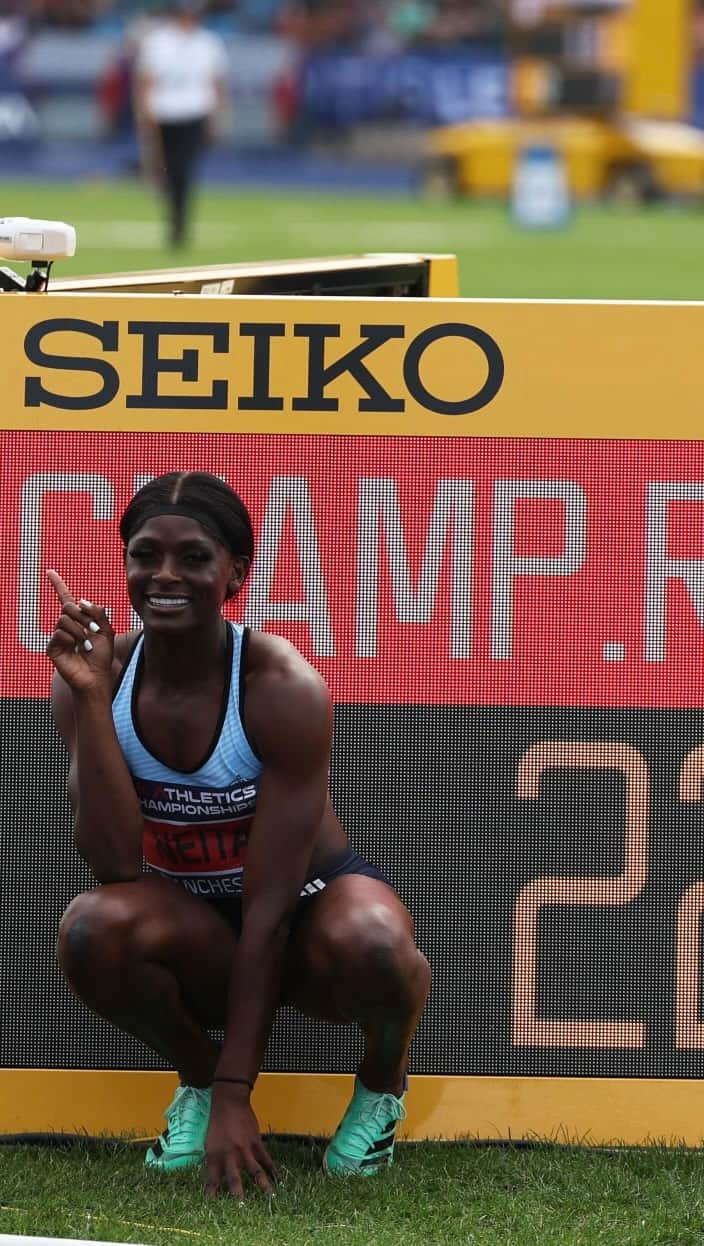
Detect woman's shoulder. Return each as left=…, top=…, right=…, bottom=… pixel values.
left=244, top=627, right=324, bottom=685
left=244, top=627, right=330, bottom=710
left=242, top=629, right=332, bottom=758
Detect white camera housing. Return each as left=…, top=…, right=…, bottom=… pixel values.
left=0, top=217, right=77, bottom=262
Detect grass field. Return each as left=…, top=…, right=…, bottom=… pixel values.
left=4, top=175, right=704, bottom=1245
left=2, top=178, right=704, bottom=299
left=4, top=1137, right=704, bottom=1246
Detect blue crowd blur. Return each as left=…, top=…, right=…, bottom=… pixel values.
left=1, top=0, right=510, bottom=147
left=12, top=1, right=507, bottom=49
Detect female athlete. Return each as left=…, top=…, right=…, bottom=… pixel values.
left=46, top=470, right=430, bottom=1197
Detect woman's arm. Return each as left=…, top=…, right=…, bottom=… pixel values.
left=204, top=637, right=333, bottom=1195
left=219, top=675, right=331, bottom=1077
left=47, top=571, right=145, bottom=883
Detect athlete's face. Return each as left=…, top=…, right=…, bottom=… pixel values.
left=124, top=514, right=247, bottom=628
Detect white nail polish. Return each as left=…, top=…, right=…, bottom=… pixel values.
left=83, top=639, right=93, bottom=652
left=88, top=621, right=100, bottom=633
left=79, top=598, right=93, bottom=609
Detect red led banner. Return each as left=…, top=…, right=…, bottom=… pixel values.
left=3, top=429, right=704, bottom=706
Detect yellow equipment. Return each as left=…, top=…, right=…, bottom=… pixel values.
left=423, top=0, right=701, bottom=202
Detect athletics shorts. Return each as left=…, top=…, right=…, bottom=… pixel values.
left=207, top=845, right=394, bottom=935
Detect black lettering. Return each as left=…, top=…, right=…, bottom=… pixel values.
left=176, top=838, right=197, bottom=863
left=403, top=323, right=504, bottom=415
left=232, top=828, right=249, bottom=855
left=153, top=832, right=179, bottom=865
left=126, top=321, right=229, bottom=409
left=24, top=318, right=119, bottom=410
left=293, top=323, right=405, bottom=412
left=238, top=322, right=285, bottom=410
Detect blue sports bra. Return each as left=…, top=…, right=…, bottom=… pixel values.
left=112, top=621, right=263, bottom=899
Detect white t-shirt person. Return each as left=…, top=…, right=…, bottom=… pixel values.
left=133, top=4, right=229, bottom=246
left=136, top=17, right=228, bottom=125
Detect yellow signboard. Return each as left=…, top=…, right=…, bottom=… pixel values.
left=5, top=268, right=704, bottom=1147
left=2, top=293, right=702, bottom=439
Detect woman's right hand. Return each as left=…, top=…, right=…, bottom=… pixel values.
left=45, top=570, right=115, bottom=694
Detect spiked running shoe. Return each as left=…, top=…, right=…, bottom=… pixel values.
left=145, top=1084, right=212, bottom=1172
left=323, top=1077, right=406, bottom=1176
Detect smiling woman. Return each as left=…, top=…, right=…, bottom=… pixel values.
left=44, top=469, right=430, bottom=1197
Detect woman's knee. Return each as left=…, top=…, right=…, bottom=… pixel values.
left=321, top=899, right=429, bottom=1005
left=57, top=886, right=141, bottom=982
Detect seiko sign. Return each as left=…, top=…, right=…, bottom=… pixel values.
left=23, top=317, right=505, bottom=416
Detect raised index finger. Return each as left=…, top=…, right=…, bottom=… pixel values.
left=46, top=569, right=75, bottom=607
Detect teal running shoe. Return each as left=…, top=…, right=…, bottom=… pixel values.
left=145, top=1084, right=212, bottom=1172
left=323, top=1077, right=406, bottom=1176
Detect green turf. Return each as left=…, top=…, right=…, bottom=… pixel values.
left=3, top=1139, right=704, bottom=1246
left=3, top=179, right=704, bottom=300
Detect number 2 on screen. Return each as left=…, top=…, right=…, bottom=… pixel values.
left=513, top=742, right=704, bottom=1049
left=512, top=741, right=648, bottom=1049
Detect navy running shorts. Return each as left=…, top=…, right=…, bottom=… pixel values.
left=207, top=846, right=394, bottom=935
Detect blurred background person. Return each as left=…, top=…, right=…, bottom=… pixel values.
left=132, top=0, right=228, bottom=247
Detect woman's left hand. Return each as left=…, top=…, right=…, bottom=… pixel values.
left=204, top=1085, right=277, bottom=1199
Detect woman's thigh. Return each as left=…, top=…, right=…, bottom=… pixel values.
left=281, top=873, right=417, bottom=1022
left=59, top=875, right=238, bottom=1028
left=62, top=873, right=418, bottom=1030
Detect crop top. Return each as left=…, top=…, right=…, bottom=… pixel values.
left=112, top=621, right=262, bottom=900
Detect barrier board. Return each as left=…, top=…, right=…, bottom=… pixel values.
left=3, top=285, right=704, bottom=1144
